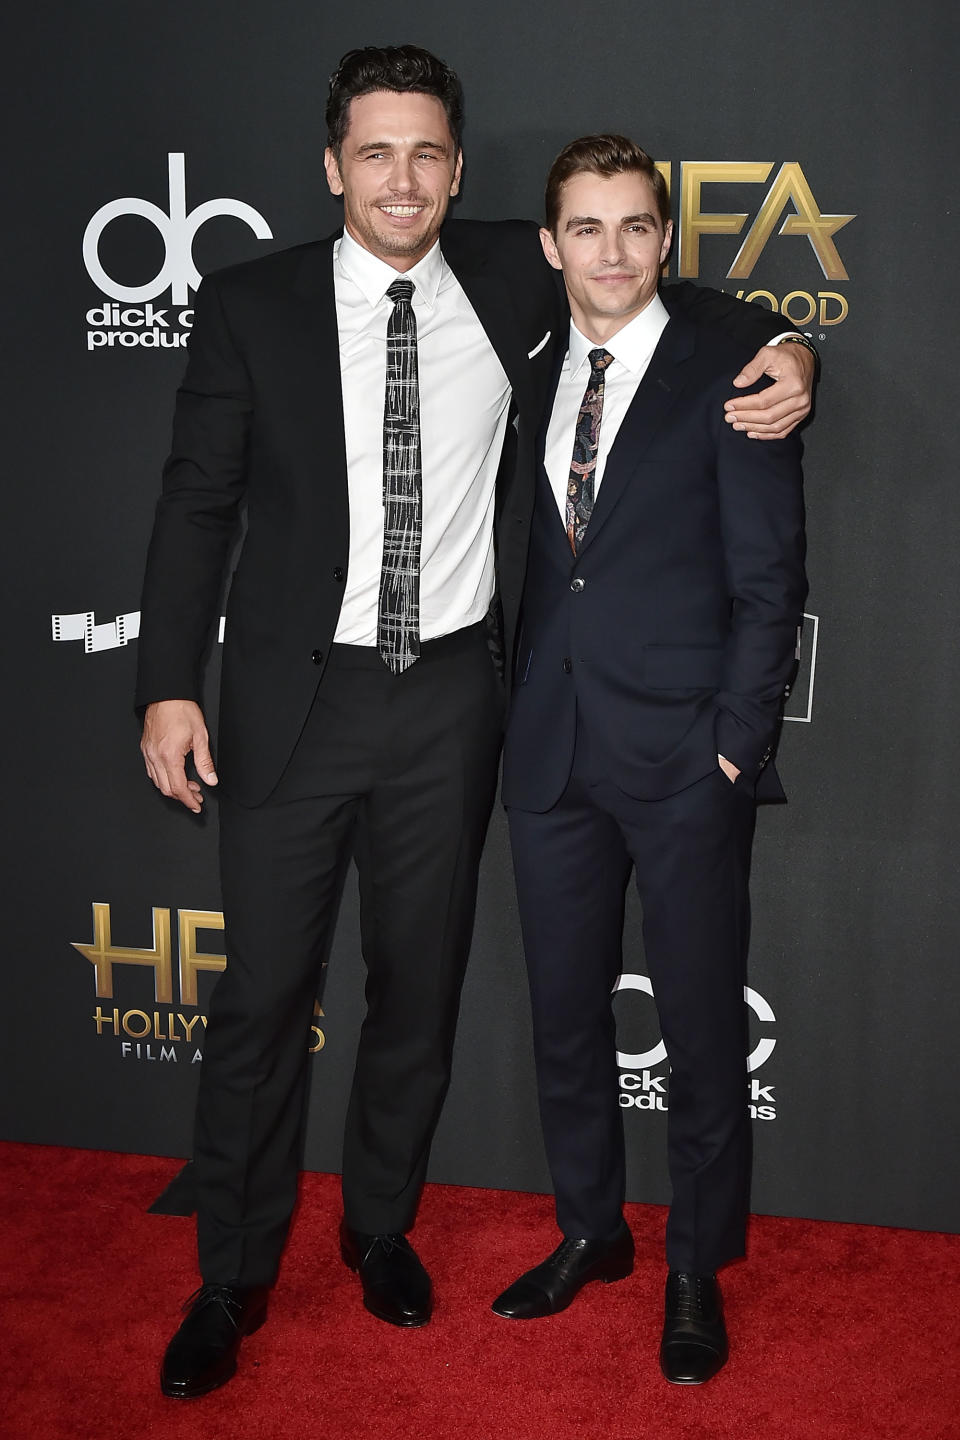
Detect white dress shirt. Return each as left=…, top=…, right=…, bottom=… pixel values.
left=332, top=231, right=511, bottom=645
left=544, top=294, right=671, bottom=516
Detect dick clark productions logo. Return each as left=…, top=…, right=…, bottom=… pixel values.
left=614, top=974, right=779, bottom=1121
left=82, top=153, right=272, bottom=351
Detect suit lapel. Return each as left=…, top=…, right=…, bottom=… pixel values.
left=282, top=234, right=351, bottom=536
left=576, top=315, right=696, bottom=558
left=535, top=343, right=573, bottom=546
left=441, top=226, right=536, bottom=418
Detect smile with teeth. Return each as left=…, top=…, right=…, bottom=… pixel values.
left=380, top=204, right=425, bottom=217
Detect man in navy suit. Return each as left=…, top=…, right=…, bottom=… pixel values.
left=492, top=135, right=807, bottom=1385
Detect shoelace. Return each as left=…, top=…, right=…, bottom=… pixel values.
left=181, top=1283, right=244, bottom=1326
left=671, top=1274, right=711, bottom=1321
left=553, top=1238, right=590, bottom=1262
left=367, top=1233, right=408, bottom=1258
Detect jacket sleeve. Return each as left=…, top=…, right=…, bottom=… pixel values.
left=662, top=279, right=804, bottom=351
left=134, top=275, right=252, bottom=710
left=711, top=380, right=808, bottom=775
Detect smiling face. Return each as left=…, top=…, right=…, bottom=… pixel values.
left=540, top=170, right=673, bottom=343
left=324, top=90, right=463, bottom=269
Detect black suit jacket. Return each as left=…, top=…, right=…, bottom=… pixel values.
left=501, top=313, right=808, bottom=811
left=136, top=221, right=797, bottom=808
left=135, top=221, right=563, bottom=805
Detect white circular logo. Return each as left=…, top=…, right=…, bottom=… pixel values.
left=613, top=974, right=776, bottom=1072
left=83, top=153, right=272, bottom=305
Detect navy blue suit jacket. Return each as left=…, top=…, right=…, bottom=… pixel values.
left=502, top=312, right=808, bottom=810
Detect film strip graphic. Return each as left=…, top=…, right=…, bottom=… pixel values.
left=52, top=610, right=226, bottom=653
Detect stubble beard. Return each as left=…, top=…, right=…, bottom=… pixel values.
left=349, top=198, right=442, bottom=265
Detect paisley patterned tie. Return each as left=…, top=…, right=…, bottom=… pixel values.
left=566, top=347, right=615, bottom=555
left=378, top=278, right=421, bottom=673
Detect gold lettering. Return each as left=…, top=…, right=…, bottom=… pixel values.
left=737, top=289, right=780, bottom=311
left=122, top=1008, right=152, bottom=1038
left=178, top=909, right=226, bottom=1007
left=679, top=162, right=773, bottom=278
left=780, top=290, right=817, bottom=326
left=727, top=162, right=854, bottom=280
left=92, top=1005, right=120, bottom=1035
left=179, top=1014, right=200, bottom=1042
left=73, top=903, right=173, bottom=1004
left=818, top=291, right=849, bottom=325
left=309, top=1026, right=325, bottom=1053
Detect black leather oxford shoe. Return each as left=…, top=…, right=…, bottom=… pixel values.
left=339, top=1222, right=432, bottom=1327
left=491, top=1220, right=634, bottom=1319
left=659, top=1270, right=729, bottom=1384
left=160, top=1282, right=269, bottom=1398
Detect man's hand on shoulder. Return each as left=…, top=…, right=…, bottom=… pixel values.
left=141, top=699, right=218, bottom=814
left=724, top=340, right=815, bottom=440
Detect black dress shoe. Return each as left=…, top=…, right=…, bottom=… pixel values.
left=659, top=1271, right=728, bottom=1384
left=160, top=1283, right=269, bottom=1398
left=339, top=1222, right=432, bottom=1327
left=491, top=1220, right=634, bottom=1319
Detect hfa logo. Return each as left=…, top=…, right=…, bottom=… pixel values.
left=82, top=153, right=272, bottom=352
left=613, top=973, right=778, bottom=1121
left=72, top=902, right=324, bottom=1062
left=655, top=160, right=855, bottom=329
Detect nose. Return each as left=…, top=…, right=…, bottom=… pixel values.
left=599, top=229, right=626, bottom=265
left=387, top=154, right=416, bottom=193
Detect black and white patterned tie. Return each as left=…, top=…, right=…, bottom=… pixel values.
left=378, top=278, right=421, bottom=674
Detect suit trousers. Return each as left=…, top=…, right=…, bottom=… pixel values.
left=194, top=623, right=503, bottom=1287
left=507, top=742, right=757, bottom=1275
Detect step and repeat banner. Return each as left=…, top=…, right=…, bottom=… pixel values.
left=5, top=2, right=958, bottom=1234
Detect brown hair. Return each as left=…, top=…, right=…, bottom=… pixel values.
left=544, top=134, right=670, bottom=233
left=326, top=45, right=464, bottom=160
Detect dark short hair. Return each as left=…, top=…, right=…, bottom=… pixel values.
left=326, top=45, right=464, bottom=158
left=544, top=134, right=670, bottom=233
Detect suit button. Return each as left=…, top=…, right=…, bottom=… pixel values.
left=311, top=649, right=323, bottom=665
left=562, top=657, right=573, bottom=674
left=332, top=567, right=344, bottom=582
left=570, top=577, right=585, bottom=593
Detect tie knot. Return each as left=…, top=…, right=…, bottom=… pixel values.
left=387, top=278, right=415, bottom=305
left=589, top=347, right=614, bottom=374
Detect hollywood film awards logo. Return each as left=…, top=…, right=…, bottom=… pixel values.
left=656, top=160, right=855, bottom=332
left=72, top=902, right=325, bottom=1063
left=614, top=974, right=778, bottom=1121
left=83, top=153, right=272, bottom=352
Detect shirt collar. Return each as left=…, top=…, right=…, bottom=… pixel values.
left=336, top=229, right=445, bottom=310
left=567, top=291, right=670, bottom=377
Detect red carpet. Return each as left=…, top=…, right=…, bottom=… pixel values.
left=1, top=1142, right=957, bottom=1440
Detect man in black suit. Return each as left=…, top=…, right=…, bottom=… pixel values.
left=137, top=48, right=813, bottom=1398
left=492, top=135, right=807, bottom=1385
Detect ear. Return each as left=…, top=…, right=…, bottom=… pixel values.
left=659, top=218, right=674, bottom=267
left=449, top=148, right=463, bottom=198
left=324, top=147, right=344, bottom=197
left=539, top=226, right=562, bottom=272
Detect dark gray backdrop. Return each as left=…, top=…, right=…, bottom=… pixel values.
left=4, top=1, right=958, bottom=1234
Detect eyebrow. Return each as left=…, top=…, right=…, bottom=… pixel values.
left=564, top=211, right=658, bottom=231
left=354, top=140, right=450, bottom=156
